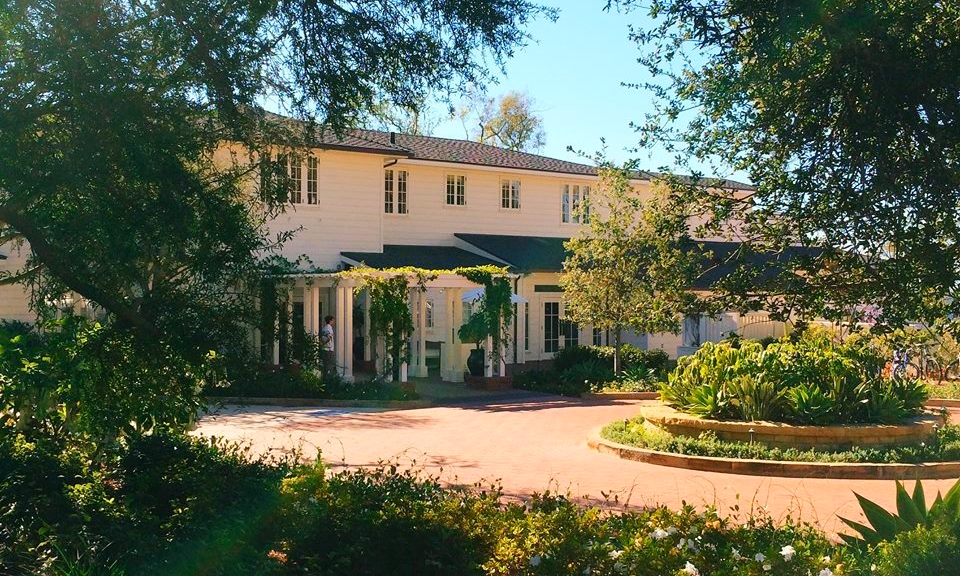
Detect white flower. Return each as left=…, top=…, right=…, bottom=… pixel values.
left=609, top=550, right=623, bottom=559
left=651, top=528, right=670, bottom=540
left=666, top=526, right=679, bottom=535
left=763, top=564, right=772, bottom=571
left=819, top=569, right=835, bottom=576
left=731, top=548, right=744, bottom=561
left=755, top=552, right=766, bottom=562
left=529, top=555, right=541, bottom=567
left=683, top=561, right=700, bottom=575
left=780, top=545, right=796, bottom=562
left=822, top=556, right=832, bottom=564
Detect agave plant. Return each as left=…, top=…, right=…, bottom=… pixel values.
left=839, top=478, right=960, bottom=546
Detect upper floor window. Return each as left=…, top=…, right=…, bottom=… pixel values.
left=384, top=169, right=408, bottom=214
left=562, top=184, right=590, bottom=223
left=446, top=174, right=466, bottom=206
left=501, top=178, right=521, bottom=210
left=306, top=156, right=318, bottom=205
left=268, top=153, right=317, bottom=205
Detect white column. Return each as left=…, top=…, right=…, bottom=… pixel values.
left=499, top=338, right=507, bottom=377
left=412, top=290, right=428, bottom=378
left=443, top=288, right=464, bottom=382
left=363, top=289, right=372, bottom=362
left=484, top=334, right=494, bottom=378
left=335, top=285, right=347, bottom=378
left=343, top=284, right=354, bottom=382
left=310, top=285, right=320, bottom=336
left=516, top=302, right=526, bottom=364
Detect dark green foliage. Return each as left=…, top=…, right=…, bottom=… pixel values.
left=873, top=519, right=960, bottom=576
left=602, top=419, right=960, bottom=465
left=0, top=317, right=206, bottom=446
left=624, top=0, right=960, bottom=327
left=557, top=359, right=614, bottom=393
left=840, top=477, right=960, bottom=548
left=661, top=333, right=926, bottom=424
left=553, top=344, right=669, bottom=376
left=208, top=368, right=417, bottom=401
left=0, top=430, right=286, bottom=576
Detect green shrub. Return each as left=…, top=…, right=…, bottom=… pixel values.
left=553, top=344, right=669, bottom=376
left=208, top=369, right=417, bottom=401
left=602, top=419, right=960, bottom=464
left=874, top=519, right=960, bottom=576
left=661, top=333, right=924, bottom=424
left=558, top=359, right=614, bottom=394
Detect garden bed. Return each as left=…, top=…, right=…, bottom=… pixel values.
left=640, top=404, right=945, bottom=450
left=589, top=430, right=960, bottom=479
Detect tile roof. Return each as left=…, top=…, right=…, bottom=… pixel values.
left=263, top=112, right=753, bottom=189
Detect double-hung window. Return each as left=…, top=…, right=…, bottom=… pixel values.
left=500, top=178, right=521, bottom=210
left=306, top=156, right=318, bottom=205
left=288, top=155, right=302, bottom=204
left=561, top=184, right=590, bottom=223
left=446, top=174, right=466, bottom=206
left=384, top=169, right=409, bottom=214
left=278, top=154, right=318, bottom=205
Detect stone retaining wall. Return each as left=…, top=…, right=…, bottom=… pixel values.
left=641, top=405, right=946, bottom=450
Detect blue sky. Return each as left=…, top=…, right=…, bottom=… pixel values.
left=430, top=2, right=677, bottom=172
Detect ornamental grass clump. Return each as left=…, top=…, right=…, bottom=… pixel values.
left=660, top=332, right=928, bottom=424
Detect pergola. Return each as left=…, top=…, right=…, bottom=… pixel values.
left=258, top=271, right=521, bottom=383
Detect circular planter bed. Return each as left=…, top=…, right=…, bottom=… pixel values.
left=587, top=431, right=960, bottom=480
left=641, top=405, right=945, bottom=450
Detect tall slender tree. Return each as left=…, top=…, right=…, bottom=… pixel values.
left=559, top=165, right=699, bottom=372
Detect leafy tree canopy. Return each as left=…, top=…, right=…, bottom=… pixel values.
left=559, top=165, right=699, bottom=371
left=617, top=0, right=960, bottom=327
left=0, top=0, right=555, bottom=357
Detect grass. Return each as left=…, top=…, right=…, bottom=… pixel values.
left=926, top=379, right=960, bottom=400
left=601, top=417, right=960, bottom=464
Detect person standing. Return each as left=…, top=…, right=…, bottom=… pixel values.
left=321, top=315, right=336, bottom=378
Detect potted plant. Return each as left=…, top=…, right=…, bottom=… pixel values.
left=458, top=313, right=488, bottom=377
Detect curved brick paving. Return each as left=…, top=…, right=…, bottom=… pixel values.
left=194, top=397, right=960, bottom=535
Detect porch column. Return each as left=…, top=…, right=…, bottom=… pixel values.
left=335, top=285, right=354, bottom=382
left=499, top=337, right=507, bottom=377
left=516, top=302, right=526, bottom=364
left=343, top=284, right=354, bottom=382
left=363, top=289, right=372, bottom=362
left=484, top=334, right=494, bottom=377
left=272, top=286, right=284, bottom=366
left=412, top=289, right=428, bottom=378
left=442, top=287, right=464, bottom=382
left=309, top=284, right=320, bottom=337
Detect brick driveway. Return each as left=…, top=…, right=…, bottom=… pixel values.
left=194, top=397, right=959, bottom=535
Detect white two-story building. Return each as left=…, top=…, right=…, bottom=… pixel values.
left=0, top=125, right=791, bottom=382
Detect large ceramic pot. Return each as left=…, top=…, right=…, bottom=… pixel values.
left=467, top=348, right=485, bottom=376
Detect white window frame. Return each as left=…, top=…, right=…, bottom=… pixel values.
left=561, top=183, right=590, bottom=224
left=288, top=155, right=302, bottom=204
left=445, top=174, right=467, bottom=206
left=384, top=169, right=409, bottom=215
left=500, top=178, right=521, bottom=210
left=306, top=155, right=318, bottom=205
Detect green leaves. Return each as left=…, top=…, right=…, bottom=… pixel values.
left=560, top=164, right=701, bottom=372
left=839, top=478, right=960, bottom=547
left=626, top=0, right=960, bottom=326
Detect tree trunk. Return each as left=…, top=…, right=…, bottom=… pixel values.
left=614, top=327, right=623, bottom=375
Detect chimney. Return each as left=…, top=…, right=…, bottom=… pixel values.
left=389, top=132, right=396, bottom=145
